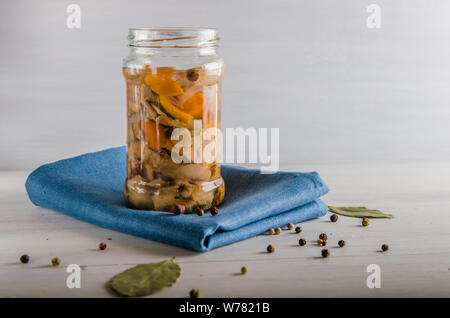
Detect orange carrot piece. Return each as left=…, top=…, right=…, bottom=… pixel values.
left=181, top=91, right=204, bottom=119
left=142, top=120, right=172, bottom=151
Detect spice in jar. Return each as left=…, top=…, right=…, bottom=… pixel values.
left=211, top=206, right=219, bottom=215
left=187, top=69, right=200, bottom=82
left=196, top=207, right=204, bottom=216
left=174, top=204, right=186, bottom=215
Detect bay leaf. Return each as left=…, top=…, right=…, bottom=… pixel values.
left=328, top=206, right=394, bottom=218
left=109, top=257, right=181, bottom=297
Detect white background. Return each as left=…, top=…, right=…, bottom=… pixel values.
left=1, top=0, right=449, bottom=170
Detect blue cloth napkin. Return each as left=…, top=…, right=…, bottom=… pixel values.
left=25, top=146, right=329, bottom=252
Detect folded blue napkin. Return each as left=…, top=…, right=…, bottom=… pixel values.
left=25, top=147, right=329, bottom=252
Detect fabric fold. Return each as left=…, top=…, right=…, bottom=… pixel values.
left=25, top=146, right=329, bottom=252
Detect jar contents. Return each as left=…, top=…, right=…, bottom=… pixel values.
left=123, top=64, right=225, bottom=213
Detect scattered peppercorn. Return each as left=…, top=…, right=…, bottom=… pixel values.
left=381, top=244, right=389, bottom=252
left=267, top=244, right=275, bottom=253
left=241, top=266, right=248, bottom=275
left=275, top=227, right=282, bottom=235
left=321, top=249, right=330, bottom=258
left=317, top=239, right=327, bottom=246
left=362, top=218, right=370, bottom=227
left=196, top=207, right=204, bottom=216
left=268, top=228, right=275, bottom=235
left=51, top=257, right=61, bottom=267
left=187, top=69, right=199, bottom=82
left=330, top=214, right=338, bottom=222
left=107, top=238, right=112, bottom=240
left=189, top=288, right=200, bottom=298
left=287, top=223, right=294, bottom=230
left=319, top=233, right=328, bottom=241
left=211, top=206, right=219, bottom=215
left=174, top=204, right=185, bottom=215
left=295, top=226, right=302, bottom=234
left=99, top=242, right=107, bottom=250
left=19, top=254, right=29, bottom=264
left=298, top=238, right=307, bottom=246
left=338, top=240, right=346, bottom=247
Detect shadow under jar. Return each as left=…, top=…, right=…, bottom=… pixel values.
left=123, top=28, right=225, bottom=213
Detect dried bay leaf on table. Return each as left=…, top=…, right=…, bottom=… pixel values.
left=109, top=257, right=181, bottom=297
left=328, top=206, right=394, bottom=218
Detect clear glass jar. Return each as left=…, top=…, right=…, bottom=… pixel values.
left=123, top=28, right=225, bottom=213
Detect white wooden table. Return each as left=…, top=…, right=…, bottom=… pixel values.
left=1, top=163, right=449, bottom=297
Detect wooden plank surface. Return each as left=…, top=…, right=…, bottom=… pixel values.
left=1, top=163, right=449, bottom=297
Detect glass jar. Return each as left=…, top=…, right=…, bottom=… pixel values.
left=123, top=28, right=225, bottom=213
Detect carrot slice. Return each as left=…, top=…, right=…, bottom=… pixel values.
left=181, top=91, right=204, bottom=119
left=144, top=67, right=184, bottom=96
left=159, top=96, right=193, bottom=125
left=142, top=120, right=172, bottom=151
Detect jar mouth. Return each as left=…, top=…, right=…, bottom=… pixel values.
left=127, top=27, right=219, bottom=48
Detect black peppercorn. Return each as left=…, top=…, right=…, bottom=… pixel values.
left=381, top=244, right=389, bottom=252
left=189, top=288, right=200, bottom=298
left=187, top=69, right=200, bottom=82
left=317, top=239, right=327, bottom=246
left=287, top=223, right=294, bottom=230
left=99, top=242, right=107, bottom=250
left=295, top=226, right=302, bottom=234
left=321, top=249, right=330, bottom=258
left=319, top=233, right=328, bottom=241
left=211, top=206, right=219, bottom=215
left=241, top=266, right=248, bottom=275
left=298, top=238, right=307, bottom=246
left=267, top=244, right=275, bottom=253
left=20, top=254, right=29, bottom=264
left=174, top=204, right=185, bottom=215
left=330, top=214, right=338, bottom=222
left=338, top=240, right=346, bottom=247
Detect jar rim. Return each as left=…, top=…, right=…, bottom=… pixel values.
left=127, top=27, right=219, bottom=48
